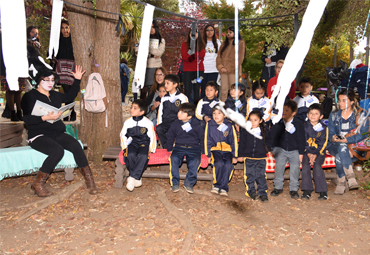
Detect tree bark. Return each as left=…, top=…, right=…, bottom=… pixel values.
left=67, top=0, right=122, bottom=163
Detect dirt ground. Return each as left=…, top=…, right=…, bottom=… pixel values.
left=1, top=162, right=370, bottom=255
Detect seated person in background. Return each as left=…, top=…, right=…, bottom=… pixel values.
left=293, top=77, right=319, bottom=121
left=246, top=79, right=272, bottom=122
left=166, top=103, right=204, bottom=194
left=156, top=74, right=188, bottom=148
left=195, top=81, right=220, bottom=128
left=120, top=99, right=156, bottom=192
left=267, top=59, right=296, bottom=99
left=301, top=103, right=328, bottom=201
left=205, top=107, right=237, bottom=197
left=266, top=100, right=305, bottom=199
left=146, top=83, right=166, bottom=126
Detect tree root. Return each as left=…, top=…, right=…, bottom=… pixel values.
left=15, top=180, right=85, bottom=222
left=155, top=185, right=195, bottom=255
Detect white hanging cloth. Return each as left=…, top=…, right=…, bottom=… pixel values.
left=270, top=0, right=329, bottom=124
left=132, top=4, right=155, bottom=93
left=47, top=0, right=64, bottom=59
left=0, top=0, right=29, bottom=91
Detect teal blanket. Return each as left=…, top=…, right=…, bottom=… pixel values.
left=0, top=141, right=82, bottom=181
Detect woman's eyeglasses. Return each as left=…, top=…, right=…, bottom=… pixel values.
left=155, top=74, right=164, bottom=77
left=42, top=79, right=55, bottom=83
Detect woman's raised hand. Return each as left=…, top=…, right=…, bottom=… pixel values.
left=71, top=65, right=86, bottom=80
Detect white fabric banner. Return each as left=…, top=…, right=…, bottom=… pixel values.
left=0, top=0, right=29, bottom=91
left=270, top=0, right=329, bottom=124
left=47, top=0, right=64, bottom=59
left=132, top=4, right=155, bottom=93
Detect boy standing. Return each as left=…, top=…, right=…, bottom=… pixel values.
left=120, top=100, right=157, bottom=191
left=301, top=104, right=328, bottom=200
left=293, top=77, right=319, bottom=121
left=167, top=103, right=204, bottom=193
left=196, top=81, right=220, bottom=128
left=157, top=74, right=188, bottom=148
left=267, top=100, right=305, bottom=199
left=205, top=107, right=238, bottom=196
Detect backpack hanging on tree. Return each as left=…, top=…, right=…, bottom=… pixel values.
left=82, top=72, right=109, bottom=127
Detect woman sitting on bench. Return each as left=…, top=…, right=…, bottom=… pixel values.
left=21, top=62, right=97, bottom=197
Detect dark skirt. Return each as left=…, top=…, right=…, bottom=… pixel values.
left=1, top=76, right=27, bottom=91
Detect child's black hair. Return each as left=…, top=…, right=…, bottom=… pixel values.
left=248, top=110, right=268, bottom=153
left=164, top=74, right=180, bottom=86
left=230, top=83, right=246, bottom=99
left=252, top=78, right=267, bottom=93
left=299, top=77, right=312, bottom=85
left=205, top=80, right=219, bottom=92
left=132, top=99, right=147, bottom=114
left=308, top=103, right=323, bottom=116
left=284, top=99, right=298, bottom=113
left=178, top=103, right=195, bottom=117
left=157, top=83, right=165, bottom=90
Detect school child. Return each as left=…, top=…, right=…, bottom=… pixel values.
left=266, top=100, right=305, bottom=199
left=246, top=79, right=272, bottom=122
left=166, top=103, right=204, bottom=194
left=205, top=107, right=238, bottom=196
left=156, top=74, right=188, bottom=148
left=301, top=103, right=328, bottom=200
left=120, top=99, right=157, bottom=192
left=238, top=110, right=270, bottom=202
left=293, top=77, right=319, bottom=121
left=224, top=83, right=247, bottom=118
left=146, top=83, right=166, bottom=126
left=195, top=81, right=220, bottom=128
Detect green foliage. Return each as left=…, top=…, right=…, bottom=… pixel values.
left=142, top=0, right=179, bottom=18
left=360, top=181, right=370, bottom=190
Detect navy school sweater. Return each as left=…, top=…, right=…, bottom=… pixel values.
left=225, top=96, right=247, bottom=117
left=195, top=96, right=220, bottom=120
left=304, top=120, right=328, bottom=156
left=239, top=126, right=270, bottom=159
left=157, top=90, right=188, bottom=125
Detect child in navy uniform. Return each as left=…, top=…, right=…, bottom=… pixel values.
left=267, top=100, right=305, bottom=199
left=156, top=74, right=188, bottom=148
left=120, top=99, right=157, bottom=192
left=167, top=103, right=204, bottom=194
left=205, top=107, right=238, bottom=196
left=301, top=103, right=328, bottom=200
left=196, top=81, right=220, bottom=128
left=225, top=83, right=247, bottom=118
left=246, top=79, right=272, bottom=122
left=238, top=110, right=270, bottom=202
left=146, top=83, right=167, bottom=126
left=293, top=77, right=319, bottom=121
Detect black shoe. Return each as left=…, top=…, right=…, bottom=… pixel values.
left=250, top=192, right=258, bottom=200
left=318, top=192, right=328, bottom=200
left=16, top=110, right=23, bottom=121
left=301, top=190, right=312, bottom=200
left=271, top=189, right=283, bottom=196
left=259, top=195, right=268, bottom=202
left=289, top=191, right=299, bottom=199
left=2, top=106, right=10, bottom=118
left=10, top=110, right=19, bottom=121
left=69, top=110, right=76, bottom=121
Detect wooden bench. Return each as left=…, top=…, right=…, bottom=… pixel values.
left=102, top=146, right=337, bottom=189
left=0, top=123, right=24, bottom=148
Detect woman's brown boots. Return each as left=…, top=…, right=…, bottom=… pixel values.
left=80, top=166, right=98, bottom=195
left=31, top=171, right=53, bottom=197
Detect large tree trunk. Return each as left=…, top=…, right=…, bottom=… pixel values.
left=67, top=0, right=122, bottom=163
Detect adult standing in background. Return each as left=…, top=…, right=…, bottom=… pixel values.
left=141, top=20, right=165, bottom=101
left=261, top=42, right=288, bottom=84
left=120, top=58, right=130, bottom=105
left=201, top=24, right=221, bottom=99
left=181, top=28, right=205, bottom=105
left=216, top=26, right=246, bottom=101
left=51, top=20, right=76, bottom=121
left=267, top=59, right=296, bottom=99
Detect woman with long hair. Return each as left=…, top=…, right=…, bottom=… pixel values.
left=216, top=26, right=246, bottom=101
left=327, top=88, right=369, bottom=195
left=181, top=28, right=206, bottom=104
left=141, top=20, right=165, bottom=101
left=201, top=24, right=221, bottom=99
left=146, top=67, right=167, bottom=106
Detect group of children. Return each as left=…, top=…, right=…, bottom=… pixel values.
left=120, top=74, right=329, bottom=202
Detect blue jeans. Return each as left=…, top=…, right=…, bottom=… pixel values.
left=261, top=65, right=275, bottom=84
left=273, top=147, right=300, bottom=191
left=327, top=142, right=358, bottom=178
left=121, top=77, right=128, bottom=103
left=169, top=147, right=201, bottom=188
left=201, top=72, right=219, bottom=99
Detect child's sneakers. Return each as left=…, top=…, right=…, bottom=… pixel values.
left=301, top=190, right=312, bottom=200
left=211, top=187, right=219, bottom=194
left=289, top=191, right=299, bottom=199
left=259, top=195, right=268, bottom=202
left=318, top=192, right=328, bottom=200
left=184, top=185, right=194, bottom=194
left=172, top=185, right=180, bottom=193
left=134, top=179, right=142, bottom=188
left=271, top=189, right=283, bottom=196
left=250, top=192, right=258, bottom=200
left=219, top=189, right=228, bottom=197
left=126, top=177, right=135, bottom=192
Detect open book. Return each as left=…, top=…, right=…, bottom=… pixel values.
left=31, top=100, right=76, bottom=124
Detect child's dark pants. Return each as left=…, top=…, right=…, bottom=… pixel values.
left=211, top=151, right=234, bottom=192
left=301, top=153, right=328, bottom=193
left=124, top=143, right=149, bottom=180
left=244, top=158, right=268, bottom=197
